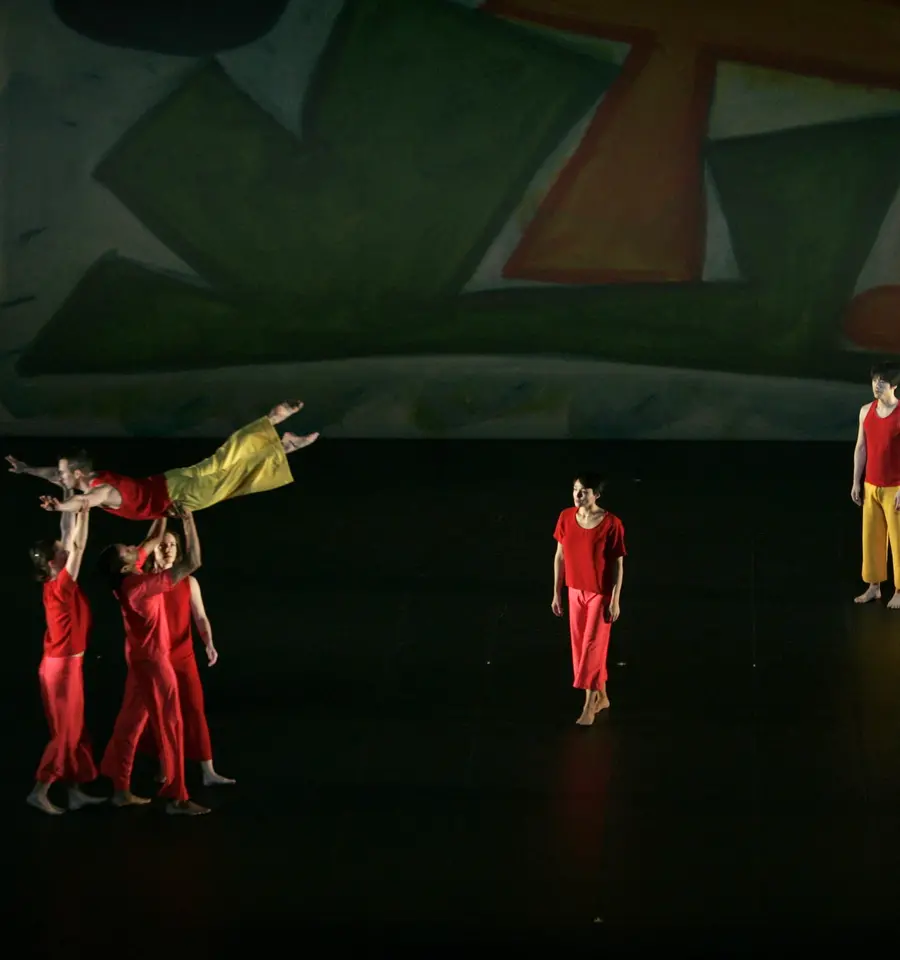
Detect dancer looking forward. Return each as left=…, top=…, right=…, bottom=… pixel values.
left=140, top=527, right=234, bottom=787
left=853, top=363, right=900, bottom=608
left=551, top=472, right=626, bottom=726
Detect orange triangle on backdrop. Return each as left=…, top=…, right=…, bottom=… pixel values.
left=503, top=42, right=715, bottom=283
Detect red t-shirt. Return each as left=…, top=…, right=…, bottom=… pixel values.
left=165, top=577, right=195, bottom=663
left=91, top=470, right=172, bottom=521
left=42, top=567, right=91, bottom=657
left=116, top=548, right=178, bottom=660
left=863, top=402, right=900, bottom=487
left=553, top=507, right=626, bottom=595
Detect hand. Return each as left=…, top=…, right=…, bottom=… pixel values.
left=5, top=455, right=26, bottom=474
left=608, top=599, right=621, bottom=622
left=205, top=643, right=218, bottom=667
left=851, top=484, right=863, bottom=506
left=166, top=503, right=188, bottom=518
left=39, top=495, right=60, bottom=512
left=551, top=594, right=563, bottom=617
left=894, top=489, right=900, bottom=513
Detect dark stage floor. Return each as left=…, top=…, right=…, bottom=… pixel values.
left=3, top=438, right=900, bottom=952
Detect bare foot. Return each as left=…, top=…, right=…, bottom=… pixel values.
left=26, top=792, right=65, bottom=815
left=267, top=400, right=303, bottom=425
left=575, top=692, right=609, bottom=725
left=67, top=787, right=107, bottom=811
left=888, top=592, right=900, bottom=610
left=854, top=585, right=881, bottom=604
left=166, top=800, right=210, bottom=816
left=111, top=790, right=151, bottom=807
left=202, top=771, right=236, bottom=787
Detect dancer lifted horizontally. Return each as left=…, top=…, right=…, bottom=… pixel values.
left=139, top=526, right=234, bottom=787
left=853, top=363, right=900, bottom=608
left=98, top=510, right=208, bottom=816
left=551, top=472, right=626, bottom=726
left=36, top=402, right=318, bottom=520
left=27, top=507, right=107, bottom=814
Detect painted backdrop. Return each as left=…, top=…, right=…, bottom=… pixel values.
left=3, top=0, right=900, bottom=438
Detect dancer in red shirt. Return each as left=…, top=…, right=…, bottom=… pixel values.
left=139, top=528, right=234, bottom=787
left=852, top=363, right=900, bottom=608
left=98, top=511, right=209, bottom=816
left=35, top=400, right=318, bottom=520
left=552, top=472, right=626, bottom=726
left=27, top=508, right=107, bottom=814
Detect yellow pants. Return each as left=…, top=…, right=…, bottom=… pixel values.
left=861, top=482, right=900, bottom=588
left=164, top=417, right=293, bottom=512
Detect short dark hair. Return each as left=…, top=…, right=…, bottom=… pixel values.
left=573, top=471, right=607, bottom=496
left=870, top=362, right=900, bottom=387
left=61, top=449, right=93, bottom=474
left=29, top=540, right=57, bottom=582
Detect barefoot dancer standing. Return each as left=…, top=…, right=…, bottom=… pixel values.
left=98, top=511, right=209, bottom=816
left=853, top=364, right=900, bottom=609
left=26, top=508, right=107, bottom=814
left=551, top=472, right=626, bottom=726
left=36, top=402, right=318, bottom=519
left=139, top=528, right=234, bottom=787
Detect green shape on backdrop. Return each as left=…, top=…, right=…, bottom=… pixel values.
left=412, top=379, right=570, bottom=433
left=706, top=114, right=900, bottom=352
left=15, top=255, right=874, bottom=384
left=93, top=0, right=609, bottom=304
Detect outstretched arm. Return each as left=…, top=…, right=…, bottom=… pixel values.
left=169, top=511, right=201, bottom=585
left=6, top=456, right=64, bottom=488
left=188, top=576, right=217, bottom=665
left=63, top=509, right=90, bottom=582
left=40, top=484, right=115, bottom=512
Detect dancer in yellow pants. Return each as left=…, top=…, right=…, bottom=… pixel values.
left=36, top=401, right=319, bottom=521
left=852, top=364, right=900, bottom=608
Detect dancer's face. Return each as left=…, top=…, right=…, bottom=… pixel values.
left=57, top=458, right=80, bottom=490
left=573, top=481, right=598, bottom=509
left=153, top=533, right=179, bottom=571
left=873, top=377, right=895, bottom=401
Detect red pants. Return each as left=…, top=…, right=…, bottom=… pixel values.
left=568, top=588, right=612, bottom=691
left=100, top=658, right=188, bottom=802
left=36, top=655, right=97, bottom=785
left=137, top=654, right=212, bottom=762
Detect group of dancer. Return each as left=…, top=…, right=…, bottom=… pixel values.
left=17, top=362, right=898, bottom=818
left=14, top=401, right=318, bottom=816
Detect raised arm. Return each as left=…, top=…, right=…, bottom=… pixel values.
left=169, top=511, right=202, bottom=585
left=40, top=484, right=116, bottom=512
left=140, top=519, right=167, bottom=558
left=6, top=456, right=64, bottom=488
left=852, top=404, right=869, bottom=505
left=188, top=576, right=217, bottom=665
left=64, top=508, right=90, bottom=582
